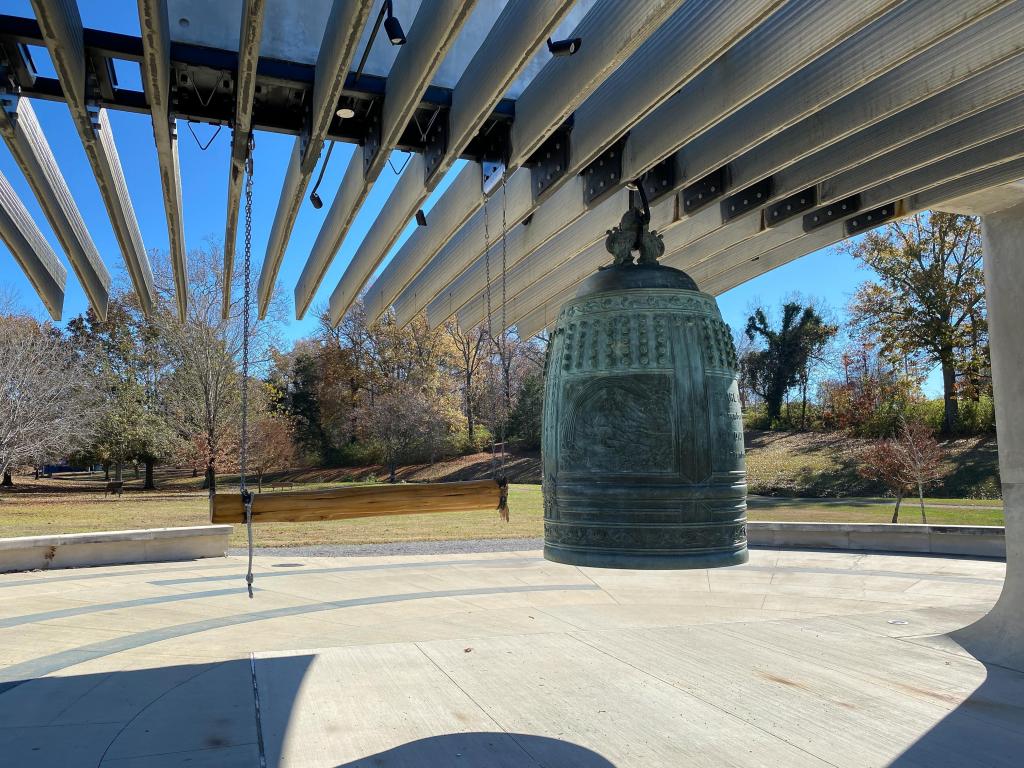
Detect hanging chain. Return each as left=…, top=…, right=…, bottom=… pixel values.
left=481, top=183, right=509, bottom=520
left=241, top=135, right=255, bottom=599
left=497, top=173, right=509, bottom=478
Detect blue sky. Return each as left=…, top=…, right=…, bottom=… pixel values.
left=0, top=0, right=942, bottom=395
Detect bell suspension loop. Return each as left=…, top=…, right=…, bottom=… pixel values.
left=240, top=135, right=256, bottom=598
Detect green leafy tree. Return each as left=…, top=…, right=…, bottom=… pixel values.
left=67, top=294, right=175, bottom=488
left=508, top=372, right=543, bottom=450
left=846, top=212, right=985, bottom=434
left=742, top=302, right=838, bottom=424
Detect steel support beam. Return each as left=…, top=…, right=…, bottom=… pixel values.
left=296, top=0, right=478, bottom=323
left=0, top=96, right=110, bottom=318
left=369, top=0, right=697, bottom=327
left=221, top=0, right=265, bottom=318
left=692, top=139, right=1024, bottom=295
left=311, top=0, right=575, bottom=324
left=256, top=0, right=372, bottom=319
left=395, top=0, right=915, bottom=330
left=30, top=0, right=155, bottom=316
left=0, top=170, right=65, bottom=320
left=137, top=0, right=186, bottom=318
left=483, top=2, right=1024, bottom=334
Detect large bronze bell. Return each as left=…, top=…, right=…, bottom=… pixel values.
left=542, top=206, right=747, bottom=569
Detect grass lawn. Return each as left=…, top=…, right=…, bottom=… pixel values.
left=0, top=473, right=1004, bottom=548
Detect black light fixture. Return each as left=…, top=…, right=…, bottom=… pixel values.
left=547, top=36, right=581, bottom=57
left=415, top=209, right=427, bottom=226
left=309, top=142, right=335, bottom=210
left=384, top=1, right=407, bottom=46
left=354, top=1, right=407, bottom=82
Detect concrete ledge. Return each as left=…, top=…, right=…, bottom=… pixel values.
left=748, top=521, right=1005, bottom=558
left=0, top=525, right=233, bottom=572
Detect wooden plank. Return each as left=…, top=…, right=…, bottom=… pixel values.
left=210, top=480, right=504, bottom=524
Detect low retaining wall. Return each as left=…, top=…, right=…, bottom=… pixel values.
left=747, top=521, right=1005, bottom=558
left=0, top=525, right=233, bottom=572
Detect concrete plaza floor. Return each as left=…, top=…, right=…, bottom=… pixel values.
left=0, top=548, right=1021, bottom=767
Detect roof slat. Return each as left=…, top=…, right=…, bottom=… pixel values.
left=255, top=0, right=373, bottom=319
left=481, top=0, right=1021, bottom=335
left=291, top=0, right=479, bottom=321
left=222, top=0, right=266, bottom=319
left=30, top=0, right=155, bottom=315
left=310, top=0, right=576, bottom=324
left=0, top=170, right=66, bottom=320
left=367, top=0, right=699, bottom=326
left=138, top=0, right=187, bottom=318
left=0, top=97, right=111, bottom=319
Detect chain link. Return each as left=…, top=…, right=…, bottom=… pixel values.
left=241, top=135, right=255, bottom=599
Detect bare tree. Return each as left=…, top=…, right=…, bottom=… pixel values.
left=0, top=316, right=97, bottom=486
left=443, top=321, right=487, bottom=440
left=155, top=245, right=284, bottom=497
left=857, top=418, right=944, bottom=523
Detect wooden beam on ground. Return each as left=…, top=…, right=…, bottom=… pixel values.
left=292, top=0, right=479, bottom=324
left=309, top=0, right=575, bottom=324
left=138, top=0, right=186, bottom=318
left=210, top=480, right=505, bottom=524
left=0, top=97, right=111, bottom=319
left=30, top=0, right=155, bottom=316
left=0, top=170, right=66, bottom=320
left=222, top=0, right=266, bottom=319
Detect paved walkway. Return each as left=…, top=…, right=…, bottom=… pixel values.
left=0, top=548, right=1020, bottom=766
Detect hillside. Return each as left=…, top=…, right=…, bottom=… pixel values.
left=263, top=430, right=999, bottom=500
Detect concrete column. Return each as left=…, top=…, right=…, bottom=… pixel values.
left=952, top=200, right=1024, bottom=671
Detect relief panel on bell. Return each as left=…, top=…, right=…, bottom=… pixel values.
left=558, top=374, right=678, bottom=477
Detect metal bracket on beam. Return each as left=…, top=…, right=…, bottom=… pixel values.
left=845, top=202, right=899, bottom=236
left=764, top=187, right=817, bottom=227
left=803, top=194, right=861, bottom=232
left=639, top=156, right=677, bottom=205
left=681, top=166, right=730, bottom=215
left=528, top=126, right=571, bottom=202
left=362, top=99, right=382, bottom=176
left=422, top=108, right=450, bottom=181
left=583, top=135, right=627, bottom=207
left=721, top=177, right=773, bottom=222
left=476, top=118, right=511, bottom=197
left=0, top=41, right=36, bottom=89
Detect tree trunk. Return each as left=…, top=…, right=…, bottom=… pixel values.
left=192, top=467, right=198, bottom=478
left=205, top=462, right=217, bottom=499
left=389, top=461, right=397, bottom=484
left=114, top=463, right=123, bottom=482
left=800, top=378, right=808, bottom=432
left=939, top=353, right=959, bottom=434
left=104, top=463, right=110, bottom=481
left=134, top=463, right=140, bottom=480
left=918, top=482, right=927, bottom=524
left=34, top=466, right=39, bottom=480
left=891, top=493, right=903, bottom=524
left=257, top=470, right=263, bottom=494
left=144, top=459, right=156, bottom=490
left=1, top=470, right=13, bottom=487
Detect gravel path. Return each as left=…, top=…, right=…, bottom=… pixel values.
left=229, top=537, right=544, bottom=558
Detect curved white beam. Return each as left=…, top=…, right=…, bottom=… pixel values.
left=222, top=0, right=266, bottom=319
left=138, top=0, right=187, bottom=318
left=484, top=3, right=1024, bottom=333
left=395, top=0, right=916, bottom=329
left=311, top=0, right=576, bottom=324
left=366, top=0, right=703, bottom=326
left=0, top=97, right=111, bottom=320
left=277, top=0, right=478, bottom=321
left=30, top=0, right=154, bottom=316
left=256, top=0, right=373, bottom=318
left=0, top=170, right=66, bottom=320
